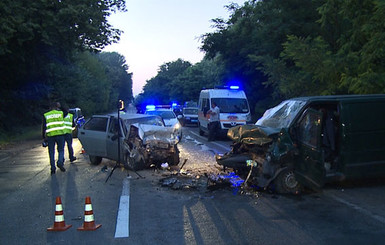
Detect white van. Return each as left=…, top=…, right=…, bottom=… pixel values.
left=198, top=86, right=251, bottom=137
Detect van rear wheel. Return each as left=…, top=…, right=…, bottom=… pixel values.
left=198, top=123, right=205, bottom=136
left=272, top=168, right=302, bottom=194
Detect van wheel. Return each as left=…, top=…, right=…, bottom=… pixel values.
left=89, top=155, right=102, bottom=165
left=198, top=123, right=205, bottom=136
left=272, top=169, right=302, bottom=194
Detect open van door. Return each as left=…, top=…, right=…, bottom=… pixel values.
left=294, top=109, right=325, bottom=191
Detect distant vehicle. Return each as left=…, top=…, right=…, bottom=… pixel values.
left=198, top=86, right=251, bottom=137
left=145, top=108, right=183, bottom=141
left=216, top=94, right=385, bottom=194
left=78, top=113, right=180, bottom=170
left=180, top=107, right=198, bottom=126
left=68, top=107, right=85, bottom=138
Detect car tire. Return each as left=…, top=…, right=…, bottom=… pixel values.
left=89, top=155, right=102, bottom=165
left=272, top=168, right=302, bottom=194
left=123, top=149, right=145, bottom=171
left=167, top=145, right=180, bottom=166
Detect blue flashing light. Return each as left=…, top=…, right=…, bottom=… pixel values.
left=145, top=105, right=156, bottom=111
left=229, top=85, right=240, bottom=90
left=171, top=102, right=177, bottom=107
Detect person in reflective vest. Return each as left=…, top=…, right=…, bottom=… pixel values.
left=63, top=105, right=76, bottom=163
left=42, top=102, right=66, bottom=175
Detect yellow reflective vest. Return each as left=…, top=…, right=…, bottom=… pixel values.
left=44, top=110, right=65, bottom=137
left=64, top=113, right=74, bottom=134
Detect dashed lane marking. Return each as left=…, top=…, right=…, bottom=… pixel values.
left=114, top=176, right=131, bottom=238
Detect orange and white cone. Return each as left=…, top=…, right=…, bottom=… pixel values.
left=47, top=196, right=72, bottom=231
left=77, top=196, right=102, bottom=231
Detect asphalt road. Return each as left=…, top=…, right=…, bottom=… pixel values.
left=1, top=126, right=385, bottom=244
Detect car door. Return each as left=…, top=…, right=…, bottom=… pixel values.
left=294, top=108, right=326, bottom=190
left=106, top=117, right=126, bottom=162
left=78, top=116, right=109, bottom=157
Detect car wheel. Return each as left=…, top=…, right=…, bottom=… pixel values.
left=167, top=145, right=180, bottom=165
left=123, top=150, right=145, bottom=171
left=89, top=155, right=102, bottom=165
left=272, top=168, right=302, bottom=194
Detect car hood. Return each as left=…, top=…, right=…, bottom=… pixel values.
left=132, top=123, right=178, bottom=145
left=163, top=118, right=178, bottom=127
left=227, top=124, right=280, bottom=145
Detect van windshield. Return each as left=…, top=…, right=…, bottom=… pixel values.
left=212, top=98, right=249, bottom=113
left=256, top=100, right=306, bottom=128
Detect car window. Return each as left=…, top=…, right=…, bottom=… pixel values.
left=108, top=118, right=119, bottom=134
left=183, top=108, right=198, bottom=114
left=125, top=116, right=164, bottom=127
left=146, top=110, right=175, bottom=119
left=83, top=117, right=108, bottom=132
left=298, top=111, right=321, bottom=148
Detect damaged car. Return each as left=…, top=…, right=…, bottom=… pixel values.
left=78, top=113, right=180, bottom=170
left=216, top=94, right=385, bottom=194
left=124, top=123, right=180, bottom=170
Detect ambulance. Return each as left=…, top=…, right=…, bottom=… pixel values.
left=198, top=86, right=251, bottom=137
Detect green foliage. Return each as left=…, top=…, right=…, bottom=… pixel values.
left=97, top=52, right=133, bottom=108
left=136, top=59, right=192, bottom=106
left=135, top=57, right=226, bottom=109
left=0, top=0, right=129, bottom=133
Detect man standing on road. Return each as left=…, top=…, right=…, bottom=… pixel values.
left=63, top=105, right=76, bottom=163
left=207, top=101, right=220, bottom=141
left=42, top=102, right=66, bottom=175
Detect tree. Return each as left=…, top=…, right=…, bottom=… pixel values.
left=0, top=0, right=127, bottom=133
left=97, top=52, right=133, bottom=107
left=201, top=0, right=322, bottom=116
left=137, top=59, right=191, bottom=106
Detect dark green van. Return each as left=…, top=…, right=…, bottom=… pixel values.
left=216, top=94, right=385, bottom=193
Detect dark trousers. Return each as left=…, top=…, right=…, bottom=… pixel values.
left=64, top=133, right=75, bottom=161
left=47, top=135, right=65, bottom=171
left=208, top=121, right=220, bottom=141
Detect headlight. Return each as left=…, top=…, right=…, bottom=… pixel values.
left=174, top=122, right=181, bottom=130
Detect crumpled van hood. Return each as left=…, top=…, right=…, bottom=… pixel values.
left=227, top=124, right=280, bottom=145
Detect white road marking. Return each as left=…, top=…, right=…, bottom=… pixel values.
left=327, top=193, right=385, bottom=224
left=189, top=131, right=231, bottom=152
left=114, top=176, right=131, bottom=238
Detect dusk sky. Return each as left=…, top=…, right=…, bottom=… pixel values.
left=103, top=0, right=246, bottom=96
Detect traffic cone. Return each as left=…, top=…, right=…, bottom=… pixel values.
left=47, top=196, right=72, bottom=231
left=77, top=196, right=102, bottom=231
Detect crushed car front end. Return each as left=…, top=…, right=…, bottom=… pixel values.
left=124, top=123, right=180, bottom=170
left=216, top=99, right=307, bottom=193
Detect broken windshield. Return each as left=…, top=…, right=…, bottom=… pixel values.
left=255, top=100, right=306, bottom=128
